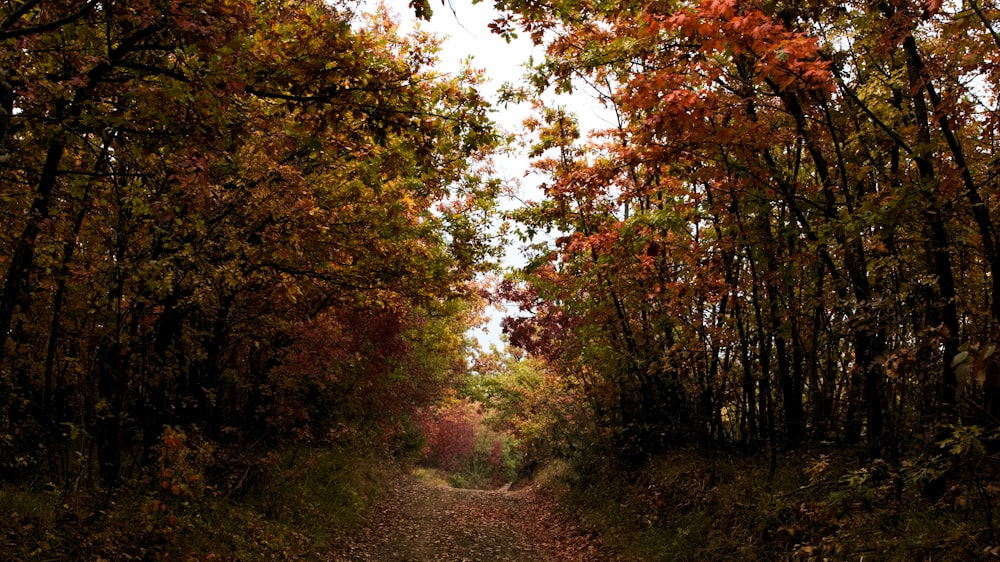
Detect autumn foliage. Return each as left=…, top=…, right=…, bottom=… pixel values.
left=417, top=395, right=521, bottom=488
left=419, top=398, right=482, bottom=473
left=480, top=1, right=1000, bottom=557
left=0, top=0, right=498, bottom=519
left=8, top=0, right=1000, bottom=557
left=498, top=0, right=1000, bottom=462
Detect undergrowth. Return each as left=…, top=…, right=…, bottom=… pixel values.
left=0, top=440, right=394, bottom=560
left=540, top=441, right=1000, bottom=561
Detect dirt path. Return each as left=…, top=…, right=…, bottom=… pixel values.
left=328, top=475, right=621, bottom=561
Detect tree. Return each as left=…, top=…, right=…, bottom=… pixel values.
left=0, top=0, right=500, bottom=487
left=497, top=0, right=1000, bottom=458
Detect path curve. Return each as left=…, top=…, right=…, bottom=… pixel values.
left=328, top=475, right=620, bottom=561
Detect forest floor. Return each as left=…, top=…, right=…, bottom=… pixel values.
left=327, top=471, right=621, bottom=562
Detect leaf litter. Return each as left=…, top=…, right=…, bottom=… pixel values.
left=328, top=475, right=622, bottom=561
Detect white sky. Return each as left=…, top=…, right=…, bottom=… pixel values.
left=420, top=2, right=537, bottom=351
left=358, top=1, right=611, bottom=350
left=375, top=0, right=541, bottom=200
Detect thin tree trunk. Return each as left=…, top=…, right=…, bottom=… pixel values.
left=903, top=35, right=961, bottom=413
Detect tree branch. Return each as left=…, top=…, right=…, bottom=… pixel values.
left=0, top=0, right=99, bottom=40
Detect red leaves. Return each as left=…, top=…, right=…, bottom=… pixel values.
left=418, top=400, right=482, bottom=472
left=489, top=439, right=504, bottom=467
left=702, top=0, right=737, bottom=20
left=655, top=1, right=833, bottom=95
left=163, top=433, right=182, bottom=450
left=267, top=306, right=415, bottom=438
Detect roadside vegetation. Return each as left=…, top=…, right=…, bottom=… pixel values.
left=0, top=438, right=395, bottom=559
left=0, top=1, right=496, bottom=559
left=454, top=353, right=1000, bottom=560
left=537, top=445, right=999, bottom=561
left=480, top=0, right=1000, bottom=559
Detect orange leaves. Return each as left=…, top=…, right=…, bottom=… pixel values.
left=702, top=0, right=737, bottom=20
left=163, top=433, right=183, bottom=450
left=764, top=36, right=834, bottom=93
left=555, top=228, right=622, bottom=260
left=653, top=1, right=833, bottom=94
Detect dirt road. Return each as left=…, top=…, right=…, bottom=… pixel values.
left=328, top=475, right=620, bottom=561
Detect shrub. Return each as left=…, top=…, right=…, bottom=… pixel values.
left=417, top=397, right=522, bottom=488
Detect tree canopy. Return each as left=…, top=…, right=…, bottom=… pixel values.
left=0, top=0, right=500, bottom=486
left=498, top=0, right=1000, bottom=458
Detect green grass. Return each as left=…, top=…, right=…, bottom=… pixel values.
left=0, top=485, right=58, bottom=526
left=412, top=466, right=453, bottom=487
left=0, top=485, right=61, bottom=559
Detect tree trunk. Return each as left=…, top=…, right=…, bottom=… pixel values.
left=903, top=35, right=961, bottom=413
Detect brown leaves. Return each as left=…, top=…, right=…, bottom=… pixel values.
left=330, top=475, right=622, bottom=561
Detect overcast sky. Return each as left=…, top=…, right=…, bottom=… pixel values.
left=358, top=1, right=611, bottom=350
left=378, top=0, right=541, bottom=187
